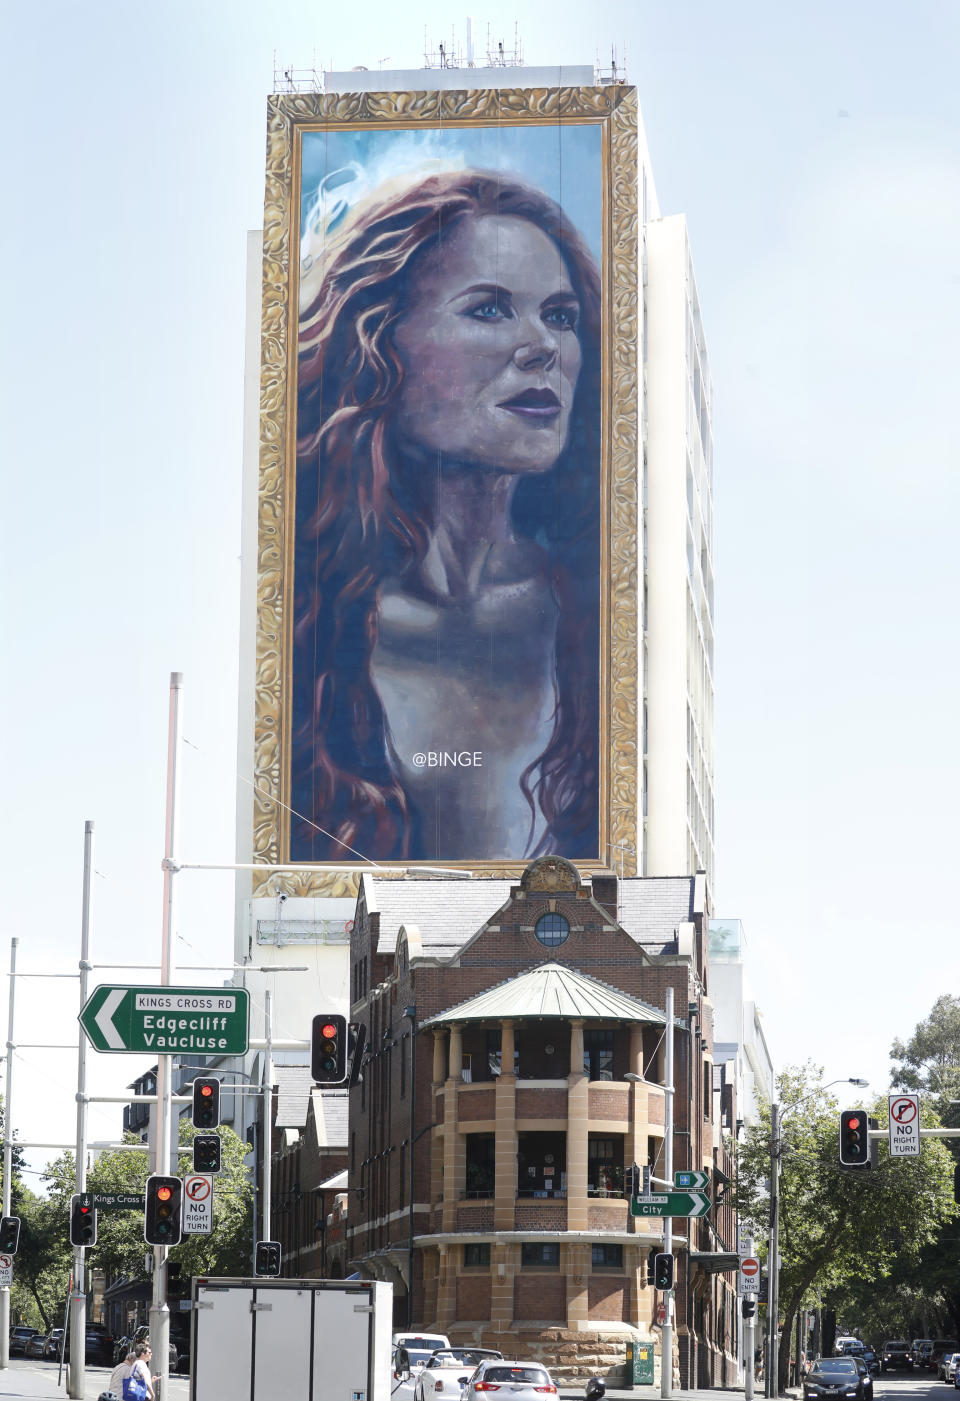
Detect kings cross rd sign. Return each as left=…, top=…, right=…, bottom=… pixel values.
left=79, top=985, right=250, bottom=1055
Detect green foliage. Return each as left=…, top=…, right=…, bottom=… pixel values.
left=735, top=1063, right=956, bottom=1392
left=891, top=995, right=960, bottom=1102
left=84, top=1120, right=254, bottom=1280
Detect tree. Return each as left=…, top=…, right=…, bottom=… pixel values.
left=890, top=995, right=960, bottom=1101
left=84, top=1120, right=254, bottom=1280
left=735, top=1064, right=956, bottom=1395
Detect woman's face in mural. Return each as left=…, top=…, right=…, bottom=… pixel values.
left=392, top=214, right=583, bottom=474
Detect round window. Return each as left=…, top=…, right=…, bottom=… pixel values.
left=534, top=912, right=570, bottom=947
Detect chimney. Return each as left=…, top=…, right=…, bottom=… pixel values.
left=590, top=870, right=619, bottom=922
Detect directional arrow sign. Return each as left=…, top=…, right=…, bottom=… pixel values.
left=674, top=1169, right=711, bottom=1191
left=630, top=1191, right=711, bottom=1218
left=79, top=985, right=249, bottom=1055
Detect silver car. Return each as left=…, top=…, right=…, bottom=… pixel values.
left=462, top=1359, right=558, bottom=1398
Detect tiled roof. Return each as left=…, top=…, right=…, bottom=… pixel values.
left=274, top=1065, right=314, bottom=1128
left=616, top=877, right=696, bottom=951
left=310, top=1088, right=349, bottom=1149
left=420, top=961, right=669, bottom=1027
left=363, top=875, right=514, bottom=957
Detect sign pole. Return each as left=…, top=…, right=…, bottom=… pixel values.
left=661, top=985, right=674, bottom=1399
left=0, top=936, right=17, bottom=1369
left=149, top=672, right=182, bottom=1401
left=68, top=821, right=95, bottom=1399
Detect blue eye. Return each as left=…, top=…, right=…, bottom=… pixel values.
left=468, top=299, right=507, bottom=320
left=543, top=303, right=579, bottom=329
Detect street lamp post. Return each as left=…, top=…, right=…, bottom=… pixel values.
left=403, top=1005, right=417, bottom=1329
left=765, top=1078, right=868, bottom=1399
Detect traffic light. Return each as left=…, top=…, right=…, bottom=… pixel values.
left=255, top=1240, right=281, bottom=1276
left=192, top=1133, right=222, bottom=1174
left=192, top=1077, right=221, bottom=1129
left=742, top=1297, right=757, bottom=1319
left=144, top=1175, right=183, bottom=1246
left=654, top=1252, right=675, bottom=1291
left=0, top=1215, right=21, bottom=1254
left=69, top=1197, right=96, bottom=1248
left=311, top=1014, right=347, bottom=1085
left=839, top=1108, right=870, bottom=1168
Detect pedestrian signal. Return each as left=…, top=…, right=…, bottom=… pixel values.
left=255, top=1240, right=281, bottom=1276
left=654, top=1252, right=675, bottom=1291
left=839, top=1108, right=870, bottom=1168
left=311, top=1014, right=347, bottom=1085
left=192, top=1133, right=222, bottom=1175
left=144, top=1175, right=183, bottom=1246
left=0, top=1215, right=21, bottom=1254
left=192, top=1077, right=221, bottom=1129
left=742, top=1297, right=757, bottom=1319
left=69, top=1197, right=96, bottom=1248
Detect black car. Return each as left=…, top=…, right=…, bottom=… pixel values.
left=84, top=1322, right=115, bottom=1366
left=859, top=1350, right=881, bottom=1376
left=804, top=1357, right=873, bottom=1401
left=881, top=1340, right=913, bottom=1371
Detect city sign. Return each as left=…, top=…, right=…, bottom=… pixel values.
left=674, top=1169, right=710, bottom=1191
left=888, top=1093, right=920, bottom=1157
left=182, top=1174, right=213, bottom=1235
left=0, top=1253, right=12, bottom=1286
left=737, top=1256, right=761, bottom=1297
left=78, top=1193, right=145, bottom=1211
left=79, top=985, right=249, bottom=1055
left=630, top=1191, right=711, bottom=1219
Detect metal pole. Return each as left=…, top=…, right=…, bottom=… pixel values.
left=405, top=1006, right=416, bottom=1328
left=661, top=986, right=675, bottom=1399
left=262, top=990, right=273, bottom=1249
left=0, top=937, right=18, bottom=1368
left=743, top=1232, right=755, bottom=1401
left=766, top=1103, right=780, bottom=1398
left=68, top=822, right=95, bottom=1399
left=150, top=672, right=182, bottom=1401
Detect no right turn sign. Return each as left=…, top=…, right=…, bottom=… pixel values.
left=888, top=1094, right=920, bottom=1157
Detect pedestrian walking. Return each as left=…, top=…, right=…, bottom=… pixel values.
left=105, top=1349, right=136, bottom=1398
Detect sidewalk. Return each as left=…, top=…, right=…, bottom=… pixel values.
left=0, top=1360, right=189, bottom=1401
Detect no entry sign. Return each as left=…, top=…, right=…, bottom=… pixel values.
left=738, top=1255, right=760, bottom=1297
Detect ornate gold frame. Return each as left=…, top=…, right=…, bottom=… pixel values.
left=253, top=83, right=639, bottom=896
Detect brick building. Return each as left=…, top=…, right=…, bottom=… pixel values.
left=346, top=856, right=738, bottom=1387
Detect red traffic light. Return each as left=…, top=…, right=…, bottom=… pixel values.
left=846, top=1116, right=861, bottom=1130
left=157, top=1186, right=172, bottom=1202
left=201, top=1084, right=213, bottom=1097
left=321, top=1022, right=337, bottom=1039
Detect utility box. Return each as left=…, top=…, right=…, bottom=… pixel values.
left=190, top=1275, right=393, bottom=1401
left=625, top=1338, right=656, bottom=1387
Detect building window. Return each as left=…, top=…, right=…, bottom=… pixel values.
left=465, top=1133, right=496, bottom=1198
left=464, top=1243, right=491, bottom=1268
left=583, top=1029, right=614, bottom=1081
left=588, top=1135, right=624, bottom=1196
left=592, top=1244, right=624, bottom=1269
left=521, top=1242, right=560, bottom=1267
left=534, top=912, right=569, bottom=947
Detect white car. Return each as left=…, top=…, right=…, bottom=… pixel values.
left=942, top=1353, right=960, bottom=1383
left=391, top=1337, right=452, bottom=1400
left=462, top=1359, right=559, bottom=1400
left=413, top=1349, right=504, bottom=1401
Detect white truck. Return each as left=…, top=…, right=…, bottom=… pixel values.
left=189, top=1275, right=393, bottom=1401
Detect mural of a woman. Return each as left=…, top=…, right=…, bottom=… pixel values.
left=291, top=167, right=602, bottom=863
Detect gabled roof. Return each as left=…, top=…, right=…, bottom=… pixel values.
left=362, top=874, right=514, bottom=958
left=274, top=1065, right=315, bottom=1128
left=420, top=961, right=669, bottom=1027
left=310, top=1088, right=349, bottom=1149
left=616, top=877, right=697, bottom=952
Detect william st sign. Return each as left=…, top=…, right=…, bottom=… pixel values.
left=79, top=985, right=249, bottom=1055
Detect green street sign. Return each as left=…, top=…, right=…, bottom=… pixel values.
left=79, top=985, right=249, bottom=1055
left=674, top=1169, right=710, bottom=1191
left=630, top=1191, right=711, bottom=1219
left=79, top=1193, right=145, bottom=1210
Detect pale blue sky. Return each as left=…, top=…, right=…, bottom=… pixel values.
left=2, top=0, right=958, bottom=1177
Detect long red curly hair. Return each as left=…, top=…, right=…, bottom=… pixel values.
left=291, top=168, right=602, bottom=862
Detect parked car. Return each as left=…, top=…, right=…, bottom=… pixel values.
left=913, top=1340, right=934, bottom=1365
left=931, top=1343, right=960, bottom=1374
left=84, top=1323, right=115, bottom=1366
left=938, top=1352, right=960, bottom=1383
left=8, top=1327, right=39, bottom=1355
left=413, top=1349, right=504, bottom=1401
left=24, top=1332, right=48, bottom=1359
left=803, top=1357, right=872, bottom=1401
left=462, top=1359, right=559, bottom=1400
left=128, top=1324, right=177, bottom=1372
left=43, top=1329, right=65, bottom=1359
left=881, top=1340, right=913, bottom=1371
